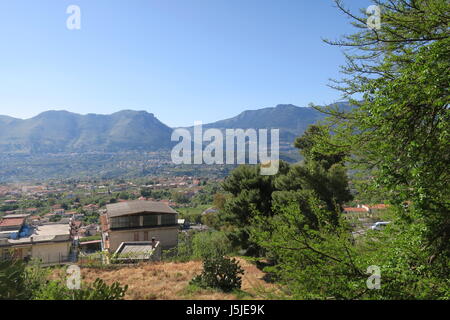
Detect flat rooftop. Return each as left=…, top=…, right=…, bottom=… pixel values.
left=0, top=223, right=71, bottom=245
left=33, top=224, right=71, bottom=237
left=114, top=241, right=159, bottom=260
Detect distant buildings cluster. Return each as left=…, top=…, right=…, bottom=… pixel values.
left=0, top=199, right=181, bottom=265
left=343, top=204, right=390, bottom=214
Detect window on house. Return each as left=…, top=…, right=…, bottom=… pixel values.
left=142, top=214, right=158, bottom=227
left=144, top=231, right=149, bottom=241
left=129, top=216, right=140, bottom=228
left=134, top=232, right=139, bottom=241
left=161, top=214, right=176, bottom=225
left=110, top=216, right=140, bottom=229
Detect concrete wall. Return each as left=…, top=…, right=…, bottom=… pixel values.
left=107, top=226, right=178, bottom=253
left=0, top=241, right=71, bottom=264
left=0, top=246, right=31, bottom=259
left=31, top=241, right=71, bottom=264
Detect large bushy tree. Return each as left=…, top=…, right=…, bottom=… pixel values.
left=317, top=0, right=450, bottom=262
left=228, top=0, right=449, bottom=299
left=220, top=162, right=290, bottom=255
left=220, top=125, right=353, bottom=255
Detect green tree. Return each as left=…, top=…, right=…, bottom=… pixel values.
left=118, top=192, right=130, bottom=200
left=192, top=231, right=233, bottom=259
left=220, top=127, right=353, bottom=254
left=201, top=211, right=221, bottom=230
left=140, top=188, right=152, bottom=198
left=294, top=124, right=347, bottom=169
left=251, top=201, right=450, bottom=299
left=212, top=193, right=227, bottom=210
left=240, top=0, right=450, bottom=299
left=247, top=0, right=450, bottom=299
left=317, top=0, right=450, bottom=262
left=171, top=191, right=190, bottom=204
left=220, top=162, right=290, bottom=255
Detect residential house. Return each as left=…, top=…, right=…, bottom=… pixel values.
left=52, top=208, right=65, bottom=215
left=0, top=218, right=72, bottom=265
left=343, top=207, right=369, bottom=214
left=0, top=217, right=25, bottom=240
left=78, top=224, right=99, bottom=237
left=343, top=204, right=390, bottom=215
left=100, top=200, right=178, bottom=254
left=367, top=204, right=390, bottom=213
left=72, top=213, right=85, bottom=221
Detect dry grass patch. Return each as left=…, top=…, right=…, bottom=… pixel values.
left=52, top=257, right=279, bottom=300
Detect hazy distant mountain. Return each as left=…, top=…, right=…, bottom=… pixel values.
left=186, top=102, right=352, bottom=146
left=0, top=102, right=352, bottom=155
left=0, top=110, right=173, bottom=154
left=198, top=104, right=324, bottom=143
left=0, top=115, right=19, bottom=125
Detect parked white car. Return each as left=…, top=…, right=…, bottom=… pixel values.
left=370, top=221, right=391, bottom=231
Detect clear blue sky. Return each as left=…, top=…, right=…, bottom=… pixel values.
left=0, top=0, right=370, bottom=127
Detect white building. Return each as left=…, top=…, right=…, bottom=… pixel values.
left=0, top=222, right=72, bottom=265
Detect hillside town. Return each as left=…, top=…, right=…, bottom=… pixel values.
left=0, top=176, right=223, bottom=264
left=0, top=174, right=391, bottom=266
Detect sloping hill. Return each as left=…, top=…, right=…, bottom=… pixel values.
left=199, top=104, right=325, bottom=143
left=0, top=110, right=173, bottom=153
left=0, top=102, right=352, bottom=155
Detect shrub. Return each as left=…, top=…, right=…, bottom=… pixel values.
left=192, top=231, right=233, bottom=259
left=190, top=256, right=244, bottom=292
left=34, top=278, right=128, bottom=300
left=0, top=258, right=128, bottom=300
left=0, top=259, right=31, bottom=299
left=163, top=231, right=194, bottom=262
left=164, top=230, right=234, bottom=262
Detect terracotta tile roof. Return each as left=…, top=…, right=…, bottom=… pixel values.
left=368, top=204, right=390, bottom=209
left=0, top=218, right=24, bottom=227
left=343, top=207, right=368, bottom=213
left=84, top=204, right=99, bottom=208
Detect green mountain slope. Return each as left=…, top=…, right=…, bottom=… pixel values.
left=0, top=102, right=351, bottom=155
left=0, top=110, right=173, bottom=153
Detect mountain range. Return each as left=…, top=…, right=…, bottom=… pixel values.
left=0, top=102, right=350, bottom=155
